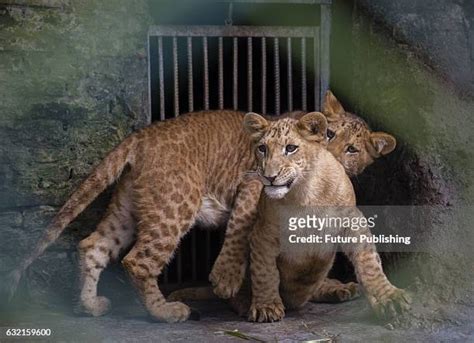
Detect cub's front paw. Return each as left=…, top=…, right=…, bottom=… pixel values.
left=369, top=287, right=412, bottom=320
left=77, top=296, right=112, bottom=317
left=209, top=259, right=246, bottom=299
left=248, top=300, right=285, bottom=323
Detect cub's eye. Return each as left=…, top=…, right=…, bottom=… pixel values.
left=257, top=144, right=267, bottom=154
left=327, top=129, right=336, bottom=140
left=285, top=144, right=298, bottom=154
left=346, top=145, right=359, bottom=154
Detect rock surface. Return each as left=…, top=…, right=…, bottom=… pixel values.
left=0, top=0, right=151, bottom=297
left=1, top=298, right=473, bottom=342
left=0, top=1, right=473, bottom=340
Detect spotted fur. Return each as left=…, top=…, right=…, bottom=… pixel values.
left=323, top=91, right=396, bottom=176
left=242, top=112, right=410, bottom=322
left=7, top=110, right=261, bottom=323
left=209, top=92, right=398, bottom=303
left=7, top=93, right=397, bottom=323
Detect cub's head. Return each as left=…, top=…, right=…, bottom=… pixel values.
left=323, top=91, right=397, bottom=176
left=244, top=111, right=328, bottom=199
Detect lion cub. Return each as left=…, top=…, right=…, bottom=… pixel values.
left=244, top=112, right=410, bottom=322
left=210, top=92, right=397, bottom=300
left=170, top=92, right=398, bottom=309
left=322, top=91, right=396, bottom=176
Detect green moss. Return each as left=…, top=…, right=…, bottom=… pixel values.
left=340, top=13, right=474, bottom=203
left=0, top=1, right=151, bottom=210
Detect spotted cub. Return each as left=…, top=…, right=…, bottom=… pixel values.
left=210, top=91, right=397, bottom=301
left=323, top=91, right=396, bottom=176
left=244, top=112, right=410, bottom=322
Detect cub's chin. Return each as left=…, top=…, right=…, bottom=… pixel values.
left=264, top=185, right=291, bottom=199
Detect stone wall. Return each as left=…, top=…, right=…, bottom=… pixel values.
left=0, top=0, right=151, bottom=303
left=355, top=0, right=474, bottom=97
left=331, top=0, right=474, bottom=324
left=1, top=0, right=473, bottom=319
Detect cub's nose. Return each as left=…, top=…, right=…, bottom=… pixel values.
left=264, top=175, right=277, bottom=184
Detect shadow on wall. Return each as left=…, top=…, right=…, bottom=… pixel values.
left=353, top=139, right=448, bottom=207
left=328, top=0, right=474, bottom=317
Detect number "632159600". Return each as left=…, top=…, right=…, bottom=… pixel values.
left=5, top=328, right=51, bottom=337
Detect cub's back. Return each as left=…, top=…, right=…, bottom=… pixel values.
left=131, top=110, right=255, bottom=205
left=132, top=110, right=252, bottom=169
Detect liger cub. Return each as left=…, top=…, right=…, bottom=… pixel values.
left=243, top=112, right=410, bottom=322
left=319, top=91, right=396, bottom=176
left=5, top=91, right=395, bottom=323
left=209, top=91, right=396, bottom=300
left=6, top=110, right=261, bottom=323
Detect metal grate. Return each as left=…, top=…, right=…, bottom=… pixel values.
left=147, top=4, right=331, bottom=287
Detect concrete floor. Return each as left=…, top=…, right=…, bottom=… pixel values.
left=1, top=297, right=473, bottom=343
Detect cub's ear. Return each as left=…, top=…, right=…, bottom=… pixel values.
left=297, top=112, right=328, bottom=142
left=243, top=112, right=269, bottom=141
left=322, top=90, right=345, bottom=121
left=368, top=132, right=397, bottom=157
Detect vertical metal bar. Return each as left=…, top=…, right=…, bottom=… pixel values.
left=187, top=37, right=194, bottom=112
left=274, top=38, right=280, bottom=115
left=233, top=37, right=238, bottom=110
left=301, top=37, right=307, bottom=111
left=218, top=37, right=224, bottom=109
left=173, top=37, right=179, bottom=117
left=191, top=230, right=197, bottom=282
left=147, top=34, right=152, bottom=123
left=313, top=28, right=321, bottom=111
left=203, top=37, right=209, bottom=110
left=177, top=249, right=182, bottom=284
left=287, top=37, right=293, bottom=112
left=320, top=4, right=332, bottom=106
left=158, top=37, right=165, bottom=121
left=205, top=231, right=211, bottom=275
left=261, top=37, right=266, bottom=114
left=247, top=37, right=253, bottom=112
left=164, top=266, right=169, bottom=284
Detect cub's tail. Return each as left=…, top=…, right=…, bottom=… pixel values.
left=167, top=286, right=250, bottom=317
left=167, top=287, right=217, bottom=302
left=4, top=134, right=138, bottom=301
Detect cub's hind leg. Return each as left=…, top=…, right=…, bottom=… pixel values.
left=122, top=177, right=203, bottom=323
left=77, top=175, right=135, bottom=316
left=168, top=287, right=216, bottom=302
left=311, top=278, right=360, bottom=303
left=278, top=255, right=334, bottom=310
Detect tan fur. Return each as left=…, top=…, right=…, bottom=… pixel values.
left=270, top=92, right=396, bottom=177
left=168, top=277, right=359, bottom=305
left=170, top=92, right=398, bottom=312
left=209, top=92, right=398, bottom=302
left=242, top=112, right=410, bottom=322
left=323, top=91, right=396, bottom=176
left=9, top=110, right=261, bottom=323
left=9, top=92, right=397, bottom=323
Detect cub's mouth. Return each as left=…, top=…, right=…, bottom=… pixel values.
left=263, top=178, right=295, bottom=199
left=264, top=179, right=295, bottom=190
